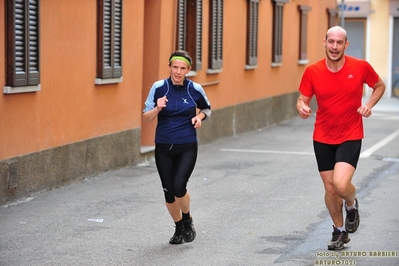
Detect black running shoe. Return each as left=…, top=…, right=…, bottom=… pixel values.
left=169, top=221, right=184, bottom=244
left=345, top=198, right=360, bottom=233
left=183, top=217, right=196, bottom=243
left=328, top=226, right=350, bottom=250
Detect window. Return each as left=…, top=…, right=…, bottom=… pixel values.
left=246, top=0, right=259, bottom=67
left=208, top=0, right=223, bottom=71
left=298, top=5, right=311, bottom=65
left=5, top=0, right=40, bottom=92
left=271, top=0, right=288, bottom=66
left=96, top=0, right=122, bottom=83
left=327, top=8, right=339, bottom=28
left=176, top=0, right=203, bottom=71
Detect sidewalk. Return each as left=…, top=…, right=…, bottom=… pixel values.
left=363, top=96, right=399, bottom=112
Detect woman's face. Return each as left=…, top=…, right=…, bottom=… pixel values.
left=169, top=59, right=191, bottom=85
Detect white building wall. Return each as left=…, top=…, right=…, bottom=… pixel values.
left=337, top=0, right=392, bottom=97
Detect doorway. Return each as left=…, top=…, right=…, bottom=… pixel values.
left=345, top=19, right=366, bottom=59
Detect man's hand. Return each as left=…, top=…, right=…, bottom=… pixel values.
left=298, top=105, right=312, bottom=119
left=357, top=105, right=372, bottom=118
left=297, top=94, right=312, bottom=119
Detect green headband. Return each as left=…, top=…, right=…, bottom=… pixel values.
left=169, top=56, right=191, bottom=66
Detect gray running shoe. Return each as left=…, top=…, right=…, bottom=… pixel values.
left=169, top=221, right=184, bottom=244
left=183, top=217, right=196, bottom=242
left=328, top=226, right=350, bottom=250
left=345, top=198, right=360, bottom=233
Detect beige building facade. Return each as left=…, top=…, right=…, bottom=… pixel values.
left=338, top=0, right=399, bottom=98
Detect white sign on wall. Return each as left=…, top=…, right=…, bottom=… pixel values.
left=338, top=1, right=371, bottom=18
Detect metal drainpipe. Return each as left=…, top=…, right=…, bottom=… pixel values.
left=341, top=0, right=345, bottom=28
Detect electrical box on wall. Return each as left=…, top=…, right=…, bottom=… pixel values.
left=4, top=160, right=18, bottom=189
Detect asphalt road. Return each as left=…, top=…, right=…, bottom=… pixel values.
left=1, top=98, right=399, bottom=266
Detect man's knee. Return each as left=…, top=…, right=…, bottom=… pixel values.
left=333, top=181, right=355, bottom=198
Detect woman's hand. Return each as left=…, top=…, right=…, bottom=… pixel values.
left=156, top=96, right=168, bottom=112
left=192, top=116, right=202, bottom=128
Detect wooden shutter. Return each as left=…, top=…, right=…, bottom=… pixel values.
left=113, top=0, right=122, bottom=77
left=176, top=0, right=202, bottom=71
left=209, top=0, right=223, bottom=70
left=272, top=3, right=283, bottom=63
left=298, top=5, right=311, bottom=61
left=97, top=0, right=122, bottom=79
left=6, top=0, right=40, bottom=87
left=176, top=0, right=186, bottom=50
left=272, top=0, right=288, bottom=64
left=247, top=0, right=258, bottom=66
left=195, top=0, right=202, bottom=70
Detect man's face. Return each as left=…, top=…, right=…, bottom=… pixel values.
left=324, top=31, right=348, bottom=62
left=169, top=59, right=191, bottom=85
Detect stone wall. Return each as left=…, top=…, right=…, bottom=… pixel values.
left=0, top=92, right=306, bottom=205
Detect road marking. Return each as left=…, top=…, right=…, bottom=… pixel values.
left=368, top=113, right=399, bottom=120
left=383, top=157, right=399, bottom=163
left=221, top=128, right=399, bottom=158
left=360, top=128, right=399, bottom=158
left=220, top=148, right=314, bottom=156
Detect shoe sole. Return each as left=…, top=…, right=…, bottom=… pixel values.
left=169, top=237, right=184, bottom=244
left=328, top=238, right=351, bottom=250
left=169, top=240, right=184, bottom=244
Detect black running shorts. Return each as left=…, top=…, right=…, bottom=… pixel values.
left=313, top=140, right=362, bottom=172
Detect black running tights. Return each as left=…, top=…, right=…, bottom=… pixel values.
left=155, top=143, right=198, bottom=203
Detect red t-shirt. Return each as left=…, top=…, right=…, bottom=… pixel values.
left=298, top=56, right=379, bottom=144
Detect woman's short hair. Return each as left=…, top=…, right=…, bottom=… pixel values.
left=168, top=50, right=193, bottom=66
